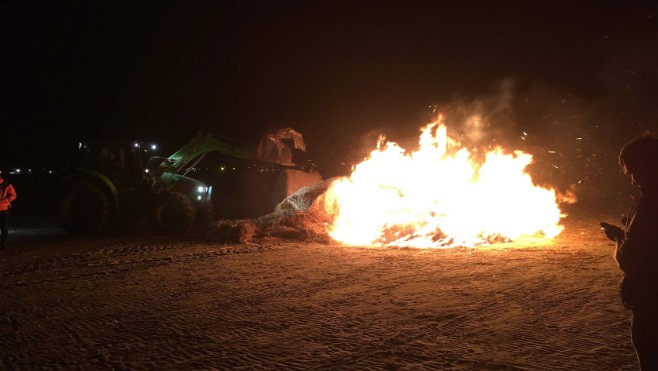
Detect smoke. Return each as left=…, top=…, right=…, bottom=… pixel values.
left=420, top=75, right=654, bottom=215
left=316, top=50, right=656, bottom=216
left=424, top=78, right=520, bottom=149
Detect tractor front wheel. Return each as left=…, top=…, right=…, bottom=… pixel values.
left=195, top=201, right=215, bottom=232
left=149, top=190, right=196, bottom=235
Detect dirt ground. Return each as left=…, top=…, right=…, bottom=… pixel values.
left=0, top=211, right=639, bottom=370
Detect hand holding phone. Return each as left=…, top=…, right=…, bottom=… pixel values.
left=600, top=222, right=624, bottom=241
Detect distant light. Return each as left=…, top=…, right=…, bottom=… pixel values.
left=150, top=144, right=157, bottom=151
left=133, top=142, right=140, bottom=148
left=220, top=166, right=225, bottom=171
left=15, top=169, right=21, bottom=173
left=144, top=169, right=150, bottom=173
left=48, top=170, right=53, bottom=174
left=197, top=195, right=202, bottom=200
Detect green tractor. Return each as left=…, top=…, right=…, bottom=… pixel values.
left=56, top=129, right=320, bottom=235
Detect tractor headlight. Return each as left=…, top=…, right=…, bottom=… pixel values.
left=196, top=185, right=211, bottom=202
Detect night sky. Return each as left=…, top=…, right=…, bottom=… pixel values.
left=4, top=1, right=658, bottom=208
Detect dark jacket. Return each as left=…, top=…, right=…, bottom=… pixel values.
left=615, top=189, right=658, bottom=308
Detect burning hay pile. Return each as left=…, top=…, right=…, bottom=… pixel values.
left=208, top=115, right=571, bottom=248
left=209, top=179, right=337, bottom=244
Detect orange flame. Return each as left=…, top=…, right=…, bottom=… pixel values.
left=323, top=115, right=565, bottom=248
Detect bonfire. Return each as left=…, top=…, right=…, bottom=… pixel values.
left=215, top=115, right=569, bottom=248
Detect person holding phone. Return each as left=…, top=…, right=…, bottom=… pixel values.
left=601, top=132, right=658, bottom=370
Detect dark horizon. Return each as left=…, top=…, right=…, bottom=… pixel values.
left=4, top=1, right=657, bottom=206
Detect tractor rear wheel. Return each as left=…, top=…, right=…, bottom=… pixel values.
left=58, top=180, right=112, bottom=234
left=149, top=190, right=196, bottom=235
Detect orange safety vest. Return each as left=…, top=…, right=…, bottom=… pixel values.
left=0, top=179, right=17, bottom=211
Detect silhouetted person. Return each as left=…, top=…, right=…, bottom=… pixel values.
left=0, top=170, right=18, bottom=249
left=601, top=132, right=658, bottom=370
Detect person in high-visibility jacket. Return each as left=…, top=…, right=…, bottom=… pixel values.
left=0, top=170, right=17, bottom=249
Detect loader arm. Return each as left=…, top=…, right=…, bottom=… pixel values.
left=155, top=132, right=255, bottom=176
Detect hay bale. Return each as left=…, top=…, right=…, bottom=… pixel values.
left=208, top=177, right=340, bottom=244
left=272, top=177, right=337, bottom=215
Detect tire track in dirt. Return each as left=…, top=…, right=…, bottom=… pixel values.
left=0, top=225, right=639, bottom=370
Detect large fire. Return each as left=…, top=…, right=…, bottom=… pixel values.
left=322, top=116, right=565, bottom=248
